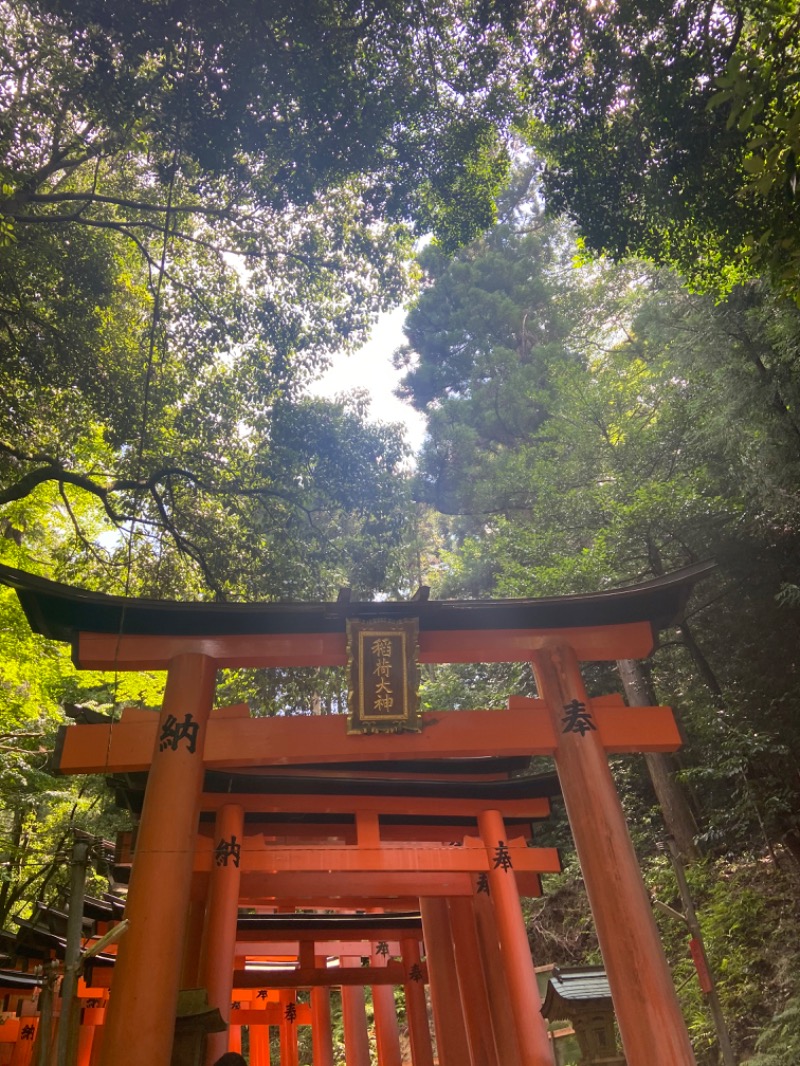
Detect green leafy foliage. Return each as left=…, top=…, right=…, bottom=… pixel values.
left=0, top=0, right=528, bottom=597
left=399, top=165, right=800, bottom=1056
left=522, top=0, right=800, bottom=300
left=747, top=997, right=800, bottom=1065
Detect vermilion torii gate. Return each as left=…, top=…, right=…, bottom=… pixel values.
left=0, top=561, right=713, bottom=1066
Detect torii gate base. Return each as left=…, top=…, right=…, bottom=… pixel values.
left=0, top=563, right=711, bottom=1066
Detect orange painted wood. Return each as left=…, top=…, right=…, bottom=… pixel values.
left=180, top=896, right=205, bottom=989
left=401, top=939, right=435, bottom=1066
left=233, top=965, right=414, bottom=988
left=341, top=981, right=371, bottom=1066
left=76, top=631, right=347, bottom=670
left=236, top=891, right=422, bottom=911
left=230, top=989, right=280, bottom=1004
left=418, top=624, right=654, bottom=664
left=372, top=983, right=402, bottom=1066
left=532, top=643, right=697, bottom=1066
left=249, top=1023, right=271, bottom=1066
left=508, top=694, right=682, bottom=753
left=98, top=654, right=216, bottom=1066
left=371, top=947, right=403, bottom=1066
left=198, top=792, right=551, bottom=819
left=448, top=896, right=500, bottom=1066
left=0, top=1020, right=20, bottom=1042
left=478, top=809, right=555, bottom=1066
left=56, top=706, right=556, bottom=773
left=191, top=841, right=561, bottom=875
left=279, top=989, right=299, bottom=1066
left=419, top=898, right=472, bottom=1066
left=228, top=1025, right=243, bottom=1056
left=199, top=820, right=532, bottom=843
left=75, top=620, right=654, bottom=670
left=200, top=802, right=244, bottom=1066
left=10, top=1018, right=37, bottom=1066
left=235, top=940, right=406, bottom=956
left=232, top=922, right=413, bottom=944
left=230, top=869, right=544, bottom=903
left=77, top=1024, right=94, bottom=1066
left=55, top=699, right=678, bottom=776
left=227, top=1006, right=309, bottom=1026
left=355, top=810, right=381, bottom=848
left=206, top=706, right=557, bottom=765
left=234, top=871, right=484, bottom=899
left=473, top=888, right=524, bottom=1066
left=311, top=983, right=335, bottom=1066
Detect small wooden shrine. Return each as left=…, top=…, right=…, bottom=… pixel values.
left=0, top=561, right=713, bottom=1066
left=541, top=967, right=626, bottom=1065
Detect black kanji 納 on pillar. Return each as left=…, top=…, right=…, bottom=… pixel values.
left=214, top=835, right=241, bottom=868
left=159, top=712, right=200, bottom=753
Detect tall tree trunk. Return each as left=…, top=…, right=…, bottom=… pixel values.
left=617, top=658, right=700, bottom=862
left=675, top=621, right=727, bottom=710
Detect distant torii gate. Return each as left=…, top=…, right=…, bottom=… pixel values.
left=0, top=561, right=713, bottom=1066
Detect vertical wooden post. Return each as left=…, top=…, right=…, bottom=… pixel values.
left=371, top=985, right=401, bottom=1066
left=88, top=1019, right=105, bottom=1066
left=448, top=896, right=500, bottom=1066
left=340, top=976, right=371, bottom=1066
left=664, top=838, right=736, bottom=1066
left=249, top=1021, right=271, bottom=1066
left=477, top=809, right=554, bottom=1066
left=57, top=834, right=91, bottom=1066
left=532, top=642, right=697, bottom=1066
left=419, top=898, right=472, bottom=1066
left=279, top=990, right=299, bottom=1066
left=229, top=952, right=246, bottom=1056
left=10, top=1019, right=38, bottom=1066
left=372, top=943, right=402, bottom=1066
left=99, top=653, right=216, bottom=1066
left=76, top=1025, right=94, bottom=1066
left=617, top=658, right=699, bottom=861
left=311, top=978, right=335, bottom=1066
left=401, top=939, right=434, bottom=1066
left=34, top=963, right=57, bottom=1066
left=180, top=882, right=207, bottom=989
left=228, top=1022, right=243, bottom=1056
left=473, top=885, right=524, bottom=1066
left=200, top=801, right=244, bottom=1065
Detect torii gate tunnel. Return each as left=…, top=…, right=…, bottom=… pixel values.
left=0, top=561, right=713, bottom=1066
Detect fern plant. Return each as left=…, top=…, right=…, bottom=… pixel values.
left=746, top=998, right=800, bottom=1065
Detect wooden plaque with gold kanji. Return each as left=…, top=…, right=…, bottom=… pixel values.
left=346, top=618, right=420, bottom=734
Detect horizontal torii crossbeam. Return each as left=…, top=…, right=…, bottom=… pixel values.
left=53, top=696, right=681, bottom=775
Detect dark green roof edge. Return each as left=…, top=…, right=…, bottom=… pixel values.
left=0, top=561, right=715, bottom=643
left=541, top=966, right=615, bottom=1017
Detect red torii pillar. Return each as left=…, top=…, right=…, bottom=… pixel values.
left=401, top=939, right=434, bottom=1066
left=532, top=642, right=696, bottom=1066
left=200, top=801, right=244, bottom=1065
left=311, top=969, right=335, bottom=1066
left=472, top=885, right=524, bottom=1066
left=478, top=809, right=554, bottom=1066
left=99, top=653, right=216, bottom=1066
left=418, top=898, right=471, bottom=1066
left=448, top=895, right=500, bottom=1066
left=279, top=989, right=299, bottom=1066
left=340, top=957, right=371, bottom=1066
left=371, top=944, right=402, bottom=1066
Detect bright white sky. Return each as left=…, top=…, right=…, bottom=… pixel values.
left=308, top=306, right=427, bottom=454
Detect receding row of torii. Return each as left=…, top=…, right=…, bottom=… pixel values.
left=0, top=561, right=715, bottom=1066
